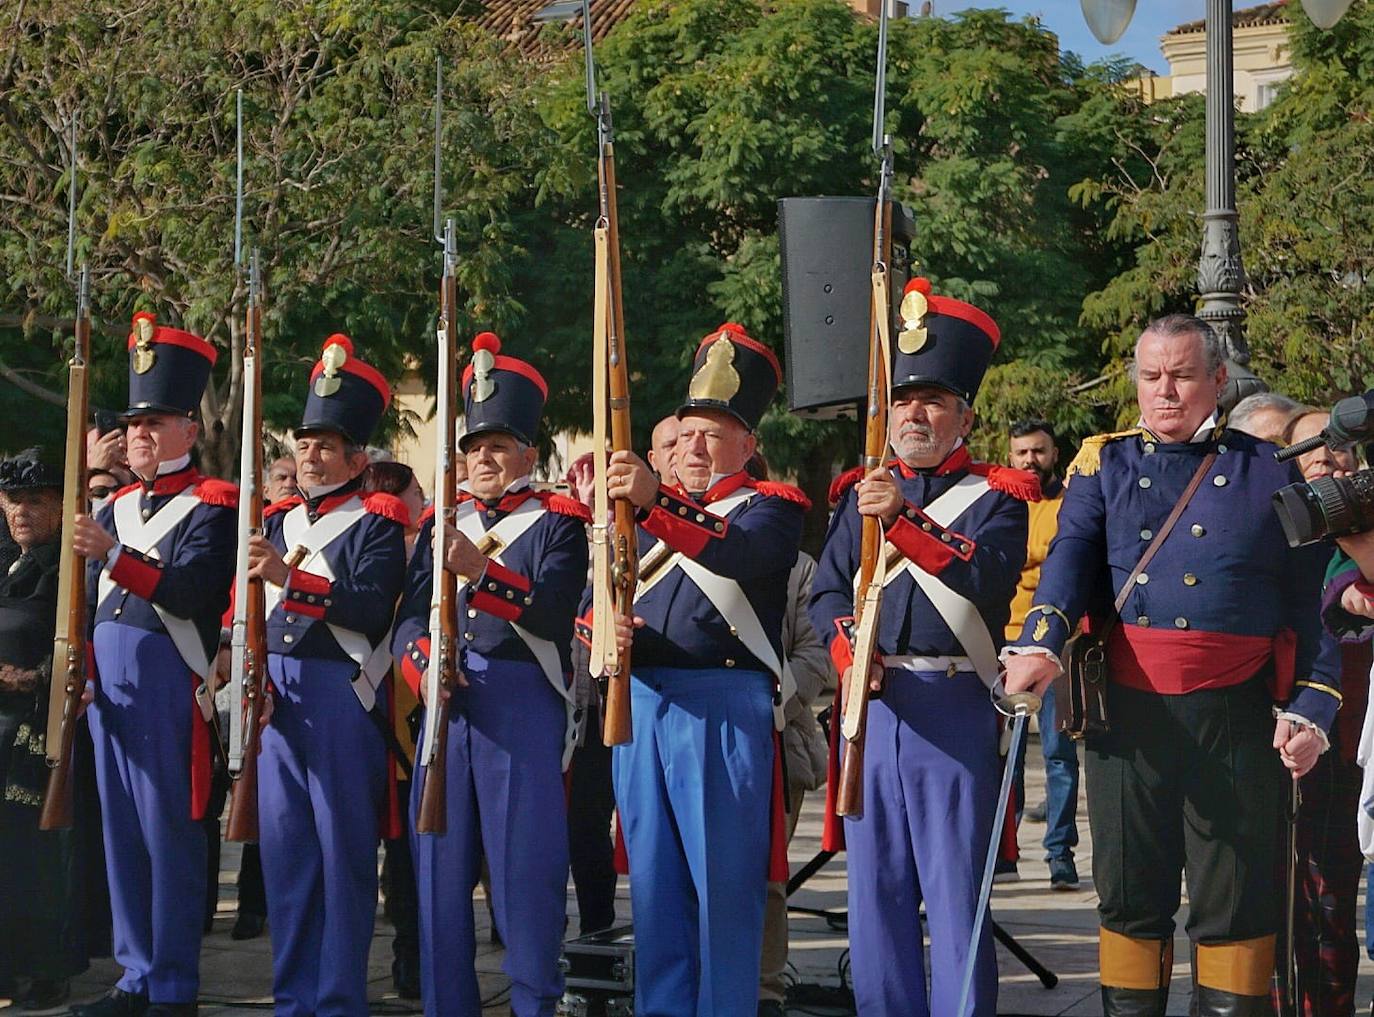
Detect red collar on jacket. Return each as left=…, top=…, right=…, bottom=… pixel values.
left=463, top=486, right=539, bottom=515
left=666, top=470, right=755, bottom=505
left=891, top=445, right=971, bottom=479
left=138, top=466, right=200, bottom=497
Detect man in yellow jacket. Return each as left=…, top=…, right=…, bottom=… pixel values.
left=1005, top=419, right=1080, bottom=891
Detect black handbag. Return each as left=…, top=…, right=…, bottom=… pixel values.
left=1055, top=451, right=1217, bottom=741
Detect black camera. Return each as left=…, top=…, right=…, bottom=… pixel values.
left=1272, top=391, right=1374, bottom=547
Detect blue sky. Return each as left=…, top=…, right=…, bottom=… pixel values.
left=946, top=2, right=1206, bottom=75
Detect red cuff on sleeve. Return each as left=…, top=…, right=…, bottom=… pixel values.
left=470, top=560, right=531, bottom=622
left=830, top=618, right=855, bottom=674
left=886, top=503, right=976, bottom=576
left=284, top=569, right=332, bottom=620
left=399, top=636, right=431, bottom=697
left=641, top=487, right=727, bottom=558
left=109, top=548, right=163, bottom=601
left=575, top=611, right=594, bottom=650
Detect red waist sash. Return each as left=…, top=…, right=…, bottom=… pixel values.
left=1106, top=624, right=1295, bottom=698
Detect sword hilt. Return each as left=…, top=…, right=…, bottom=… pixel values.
left=995, top=690, right=1042, bottom=718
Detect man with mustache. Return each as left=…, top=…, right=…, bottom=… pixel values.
left=71, top=314, right=237, bottom=1017
left=811, top=279, right=1036, bottom=1016
left=1002, top=314, right=1342, bottom=1016
left=596, top=323, right=808, bottom=1017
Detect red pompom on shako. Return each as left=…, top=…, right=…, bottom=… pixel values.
left=300, top=334, right=391, bottom=446
left=678, top=322, right=782, bottom=432
left=892, top=277, right=1000, bottom=405
left=123, top=312, right=218, bottom=419
left=460, top=333, right=548, bottom=450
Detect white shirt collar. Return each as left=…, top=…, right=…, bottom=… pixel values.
left=156, top=453, right=191, bottom=477
left=299, top=478, right=350, bottom=501
left=1136, top=412, right=1219, bottom=444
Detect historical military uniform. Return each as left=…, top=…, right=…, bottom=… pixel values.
left=392, top=333, right=589, bottom=1017
left=593, top=323, right=807, bottom=1017
left=1006, top=419, right=1342, bottom=1016
left=810, top=279, right=1034, bottom=1017
left=257, top=336, right=407, bottom=1017
left=85, top=315, right=236, bottom=1014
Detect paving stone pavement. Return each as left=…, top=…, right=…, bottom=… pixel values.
left=44, top=735, right=1374, bottom=1015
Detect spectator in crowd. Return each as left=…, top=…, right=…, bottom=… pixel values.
left=647, top=416, right=680, bottom=482
left=363, top=459, right=425, bottom=999
left=748, top=451, right=833, bottom=1017
left=87, top=469, right=121, bottom=512
left=1229, top=391, right=1302, bottom=442
left=1279, top=407, right=1371, bottom=1016
left=85, top=424, right=133, bottom=490
left=0, top=448, right=89, bottom=1013
left=1004, top=419, right=1080, bottom=891
left=264, top=456, right=297, bottom=504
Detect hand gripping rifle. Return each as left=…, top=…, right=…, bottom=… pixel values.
left=416, top=59, right=461, bottom=834
left=835, top=6, right=896, bottom=819
left=573, top=0, right=639, bottom=747
left=41, top=114, right=91, bottom=831
left=226, top=91, right=269, bottom=842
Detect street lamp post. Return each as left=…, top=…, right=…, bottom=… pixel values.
left=1081, top=0, right=1352, bottom=406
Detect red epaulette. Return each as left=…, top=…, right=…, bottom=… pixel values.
left=535, top=490, right=593, bottom=522
left=968, top=463, right=1042, bottom=502
left=828, top=466, right=866, bottom=506
left=110, top=482, right=142, bottom=503
left=754, top=481, right=812, bottom=511
left=264, top=496, right=303, bottom=519
left=195, top=478, right=240, bottom=509
left=364, top=491, right=411, bottom=527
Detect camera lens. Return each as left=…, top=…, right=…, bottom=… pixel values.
left=1273, top=483, right=1327, bottom=548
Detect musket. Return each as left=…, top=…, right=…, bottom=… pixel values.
left=416, top=58, right=460, bottom=834
left=835, top=4, right=895, bottom=819
left=226, top=91, right=268, bottom=842
left=576, top=0, right=639, bottom=747
left=40, top=114, right=91, bottom=831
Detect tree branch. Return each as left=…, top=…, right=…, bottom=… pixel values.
left=0, top=357, right=65, bottom=407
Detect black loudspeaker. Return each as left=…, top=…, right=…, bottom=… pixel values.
left=779, top=197, right=915, bottom=418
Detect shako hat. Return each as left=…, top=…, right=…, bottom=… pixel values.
left=298, top=334, right=391, bottom=446
left=676, top=322, right=781, bottom=432
left=123, top=312, right=217, bottom=418
left=460, top=333, right=547, bottom=451
left=891, top=278, right=1000, bottom=405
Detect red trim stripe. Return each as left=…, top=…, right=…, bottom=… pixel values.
left=309, top=357, right=392, bottom=409
left=694, top=326, right=783, bottom=384
left=927, top=294, right=1001, bottom=348
left=127, top=325, right=219, bottom=366
left=461, top=354, right=550, bottom=400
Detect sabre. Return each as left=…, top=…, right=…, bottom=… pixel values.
left=955, top=688, right=1042, bottom=1017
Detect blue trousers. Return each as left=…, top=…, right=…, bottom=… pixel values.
left=89, top=623, right=205, bottom=1004
left=411, top=654, right=569, bottom=1017
left=259, top=656, right=385, bottom=1017
left=845, top=668, right=1000, bottom=1017
left=1012, top=684, right=1080, bottom=860
left=612, top=667, right=773, bottom=1017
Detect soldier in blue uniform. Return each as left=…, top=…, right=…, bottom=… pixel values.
left=392, top=333, right=589, bottom=1017
left=1003, top=314, right=1341, bottom=1017
left=809, top=279, right=1036, bottom=1017
left=596, top=322, right=809, bottom=1017
left=247, top=335, right=408, bottom=1017
left=72, top=314, right=237, bottom=1017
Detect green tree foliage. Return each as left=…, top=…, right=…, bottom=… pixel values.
left=0, top=0, right=551, bottom=470
left=1072, top=1, right=1374, bottom=418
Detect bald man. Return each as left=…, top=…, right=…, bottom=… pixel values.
left=647, top=416, right=680, bottom=481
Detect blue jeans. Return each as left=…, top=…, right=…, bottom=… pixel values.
left=1012, top=684, right=1080, bottom=861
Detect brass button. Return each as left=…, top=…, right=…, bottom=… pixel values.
left=1218, top=444, right=1228, bottom=454
left=724, top=658, right=735, bottom=668
left=960, top=543, right=971, bottom=553
left=467, top=608, right=477, bottom=619
left=1191, top=524, right=1205, bottom=537
left=906, top=509, right=916, bottom=519
left=1140, top=528, right=1153, bottom=540
left=283, top=634, right=294, bottom=644
left=695, top=513, right=705, bottom=523
left=523, top=596, right=533, bottom=606
left=1137, top=615, right=1150, bottom=627
left=1213, top=475, right=1228, bottom=487
left=1138, top=477, right=1152, bottom=489
left=141, top=508, right=152, bottom=520
left=728, top=626, right=738, bottom=637
left=306, top=595, right=317, bottom=604
left=921, top=522, right=933, bottom=532
left=660, top=497, right=670, bottom=507
left=1183, top=573, right=1198, bottom=586
left=1135, top=573, right=1149, bottom=585
left=1143, top=442, right=1156, bottom=454
left=714, top=522, right=724, bottom=532
left=678, top=506, right=688, bottom=516
left=486, top=509, right=497, bottom=518
left=113, top=607, right=122, bottom=617
left=1174, top=617, right=1189, bottom=629
left=940, top=532, right=952, bottom=543
left=505, top=590, right=515, bottom=600
left=285, top=615, right=296, bottom=624
left=464, top=632, right=474, bottom=641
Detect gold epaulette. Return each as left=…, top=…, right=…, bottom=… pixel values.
left=1066, top=428, right=1143, bottom=480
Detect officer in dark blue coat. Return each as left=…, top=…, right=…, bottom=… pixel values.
left=246, top=335, right=408, bottom=1017
left=1003, top=314, right=1341, bottom=1017
left=391, top=333, right=589, bottom=1017
left=72, top=314, right=237, bottom=1017
left=595, top=322, right=809, bottom=1017
left=809, top=280, right=1035, bottom=1017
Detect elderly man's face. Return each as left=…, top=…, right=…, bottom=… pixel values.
left=648, top=416, right=680, bottom=481
left=464, top=432, right=537, bottom=502
left=674, top=411, right=754, bottom=492
left=125, top=414, right=197, bottom=477
left=266, top=457, right=298, bottom=503
left=889, top=386, right=973, bottom=469
left=1135, top=330, right=1227, bottom=443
